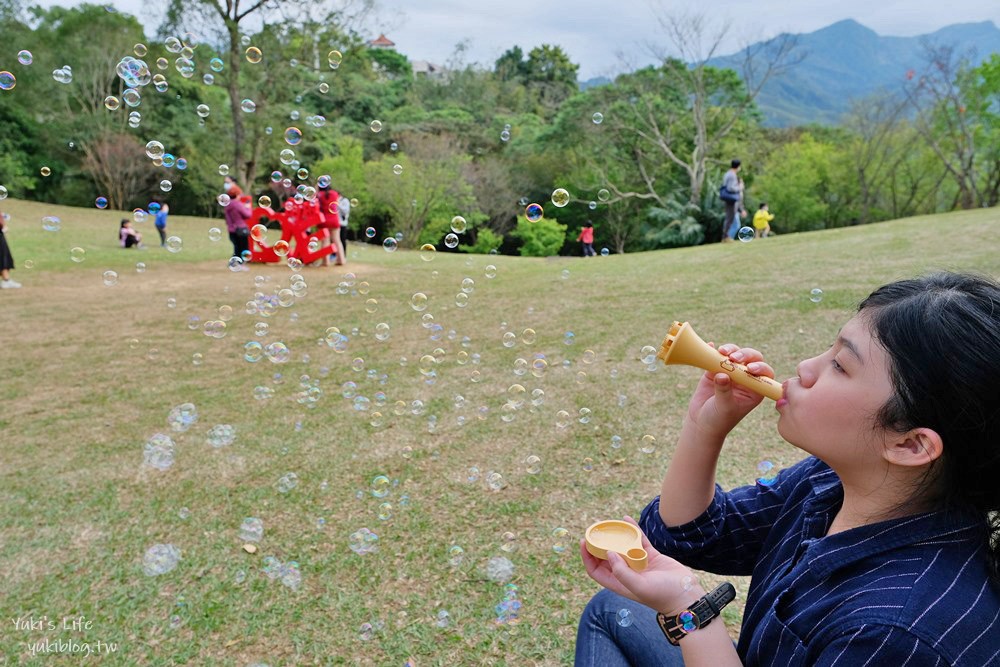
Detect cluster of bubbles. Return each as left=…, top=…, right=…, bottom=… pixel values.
left=348, top=527, right=379, bottom=555
left=494, top=584, right=522, bottom=625
left=262, top=556, right=301, bottom=591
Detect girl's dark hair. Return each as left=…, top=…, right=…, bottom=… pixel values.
left=858, top=272, right=1000, bottom=580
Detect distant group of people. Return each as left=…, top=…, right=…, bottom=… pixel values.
left=220, top=174, right=350, bottom=269
left=721, top=158, right=776, bottom=240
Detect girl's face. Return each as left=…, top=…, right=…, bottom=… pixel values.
left=777, top=314, right=895, bottom=473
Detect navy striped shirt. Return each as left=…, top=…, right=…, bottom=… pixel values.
left=640, top=456, right=1000, bottom=666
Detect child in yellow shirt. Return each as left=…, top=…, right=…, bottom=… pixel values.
left=753, top=203, right=774, bottom=238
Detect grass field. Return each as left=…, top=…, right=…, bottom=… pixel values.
left=1, top=197, right=998, bottom=666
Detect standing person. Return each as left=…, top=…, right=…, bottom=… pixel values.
left=0, top=211, right=21, bottom=289
left=576, top=271, right=1000, bottom=666
left=753, top=202, right=774, bottom=238
left=337, top=193, right=350, bottom=257
left=225, top=191, right=251, bottom=270
left=578, top=221, right=596, bottom=257
left=720, top=159, right=741, bottom=242
left=154, top=203, right=169, bottom=247
left=119, top=219, right=143, bottom=248
left=317, top=184, right=345, bottom=267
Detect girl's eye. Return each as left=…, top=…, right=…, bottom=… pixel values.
left=831, top=358, right=845, bottom=373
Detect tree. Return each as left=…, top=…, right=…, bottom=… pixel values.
left=163, top=0, right=375, bottom=188
left=623, top=9, right=799, bottom=206
left=364, top=132, right=477, bottom=246
left=904, top=44, right=991, bottom=209
left=82, top=134, right=160, bottom=210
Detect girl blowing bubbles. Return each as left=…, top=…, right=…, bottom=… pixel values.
left=576, top=272, right=1000, bottom=666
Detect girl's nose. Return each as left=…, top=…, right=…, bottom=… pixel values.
left=796, top=355, right=820, bottom=388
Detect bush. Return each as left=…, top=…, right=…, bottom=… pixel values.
left=511, top=215, right=567, bottom=257
left=459, top=228, right=503, bottom=254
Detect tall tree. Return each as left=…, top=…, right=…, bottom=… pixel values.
left=163, top=0, right=375, bottom=188
left=635, top=8, right=800, bottom=205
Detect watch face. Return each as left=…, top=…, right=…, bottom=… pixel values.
left=679, top=610, right=698, bottom=633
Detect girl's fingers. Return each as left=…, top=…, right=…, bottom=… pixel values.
left=745, top=361, right=775, bottom=378
left=728, top=347, right=763, bottom=364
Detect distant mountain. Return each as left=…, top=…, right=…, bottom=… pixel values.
left=707, top=19, right=1000, bottom=126
left=580, top=76, right=611, bottom=91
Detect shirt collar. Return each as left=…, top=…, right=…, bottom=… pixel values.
left=799, top=464, right=982, bottom=579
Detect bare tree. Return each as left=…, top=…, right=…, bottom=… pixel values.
left=904, top=43, right=984, bottom=209
left=843, top=93, right=919, bottom=223
left=631, top=8, right=801, bottom=205
left=82, top=133, right=160, bottom=210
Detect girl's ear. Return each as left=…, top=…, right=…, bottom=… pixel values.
left=884, top=428, right=943, bottom=467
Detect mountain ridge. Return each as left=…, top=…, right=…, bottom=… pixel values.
left=709, top=19, right=1000, bottom=126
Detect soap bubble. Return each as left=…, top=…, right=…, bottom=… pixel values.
left=737, top=226, right=755, bottom=242
left=810, top=288, right=824, bottom=303
left=206, top=424, right=236, bottom=448
left=551, top=527, right=570, bottom=553
left=639, top=345, right=657, bottom=365
left=450, top=215, right=467, bottom=233
left=279, top=149, right=295, bottom=164
left=616, top=609, right=633, bottom=627
left=640, top=434, right=657, bottom=454
left=167, top=402, right=198, bottom=432
left=601, top=247, right=610, bottom=256
left=349, top=527, right=379, bottom=555
left=382, top=237, right=398, bottom=252
left=0, top=71, right=15, bottom=90
left=165, top=235, right=182, bottom=252
left=208, top=227, right=222, bottom=242
left=485, top=556, right=515, bottom=583
left=69, top=246, right=85, bottom=261
left=276, top=472, right=299, bottom=493
left=328, top=50, right=343, bottom=68
left=145, top=140, right=165, bottom=159
left=756, top=460, right=778, bottom=486
left=143, top=433, right=175, bottom=470
left=486, top=472, right=505, bottom=491
left=365, top=226, right=376, bottom=238
left=500, top=129, right=511, bottom=142
left=241, top=98, right=256, bottom=113
left=597, top=188, right=611, bottom=202
left=40, top=166, right=51, bottom=177
left=245, top=46, right=262, bottom=63
left=370, top=119, right=383, bottom=133
left=525, top=455, right=541, bottom=474
left=409, top=292, right=428, bottom=311
left=104, top=95, right=121, bottom=111
left=592, top=112, right=604, bottom=124
left=0, top=186, right=6, bottom=201
left=239, top=517, right=264, bottom=542
left=143, top=544, right=181, bottom=576
left=392, top=164, right=403, bottom=175
left=551, top=188, right=570, bottom=208
left=370, top=475, right=391, bottom=498
left=444, top=233, right=459, bottom=249
left=258, top=195, right=272, bottom=208
left=95, top=196, right=108, bottom=209
left=17, top=50, right=33, bottom=65
left=102, top=270, right=118, bottom=286
left=284, top=127, right=302, bottom=145
left=419, top=244, right=436, bottom=261
left=525, top=203, right=543, bottom=222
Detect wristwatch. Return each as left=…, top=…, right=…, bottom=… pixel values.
left=657, top=582, right=737, bottom=645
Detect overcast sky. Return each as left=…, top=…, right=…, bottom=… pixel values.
left=35, top=0, right=1000, bottom=79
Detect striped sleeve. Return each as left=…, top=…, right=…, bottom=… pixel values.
left=813, top=625, right=945, bottom=667
left=638, top=457, right=820, bottom=576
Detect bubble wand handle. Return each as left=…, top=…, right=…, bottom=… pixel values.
left=656, top=321, right=784, bottom=401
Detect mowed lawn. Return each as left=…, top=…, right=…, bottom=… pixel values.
left=1, top=197, right=997, bottom=666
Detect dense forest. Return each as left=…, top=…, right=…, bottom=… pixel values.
left=0, top=1, right=998, bottom=255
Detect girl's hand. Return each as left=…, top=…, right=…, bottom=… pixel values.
left=581, top=516, right=701, bottom=615
left=686, top=343, right=774, bottom=440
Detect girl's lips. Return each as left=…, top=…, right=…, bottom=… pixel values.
left=775, top=381, right=790, bottom=410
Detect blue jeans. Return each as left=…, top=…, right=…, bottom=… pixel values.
left=575, top=589, right=685, bottom=666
